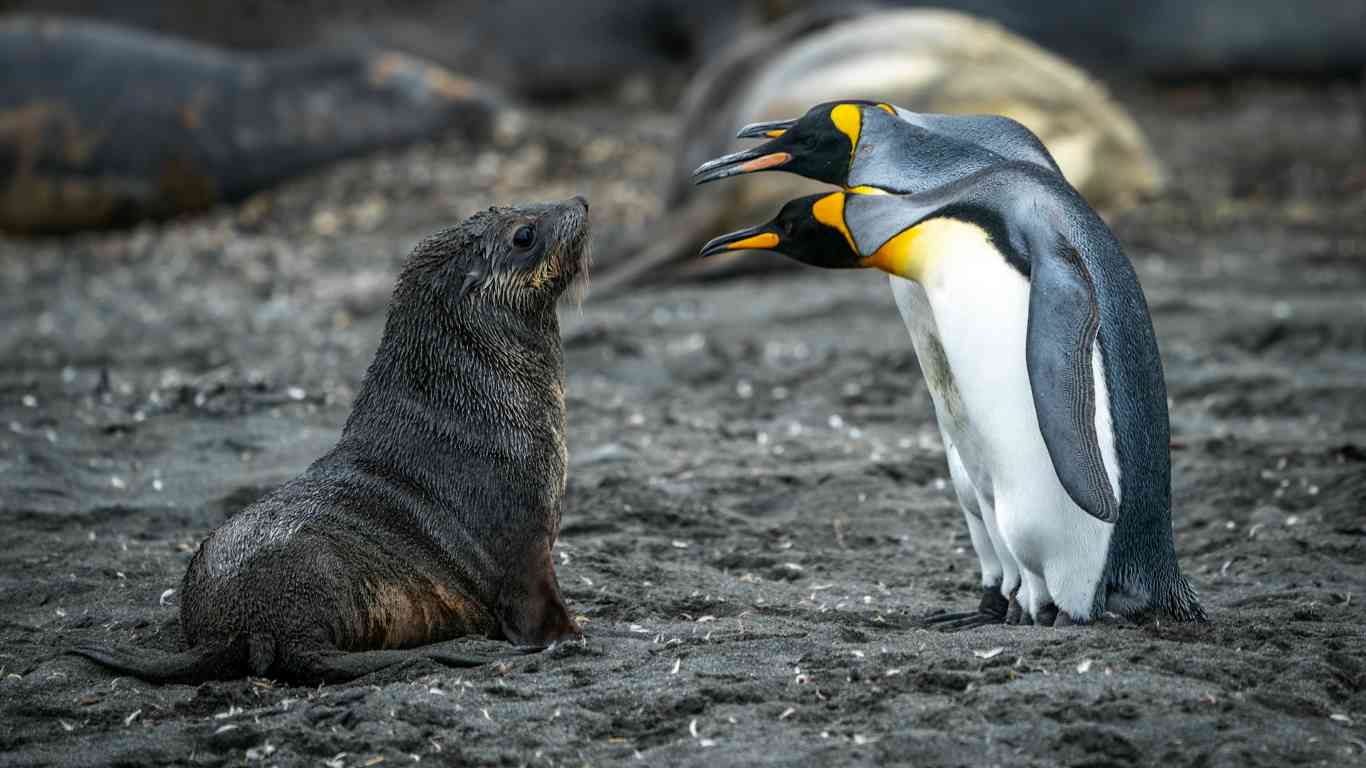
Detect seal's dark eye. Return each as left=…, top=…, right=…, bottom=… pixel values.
left=512, top=225, right=535, bottom=249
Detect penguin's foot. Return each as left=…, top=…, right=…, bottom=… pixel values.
left=1015, top=604, right=1083, bottom=628
left=1034, top=602, right=1060, bottom=627
left=919, top=586, right=1008, bottom=631
left=1005, top=594, right=1024, bottom=625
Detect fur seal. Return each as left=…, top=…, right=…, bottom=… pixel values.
left=0, top=16, right=498, bottom=234
left=68, top=197, right=590, bottom=683
left=594, top=7, right=1163, bottom=293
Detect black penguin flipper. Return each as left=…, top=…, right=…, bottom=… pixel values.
left=66, top=641, right=241, bottom=684
left=1025, top=232, right=1121, bottom=524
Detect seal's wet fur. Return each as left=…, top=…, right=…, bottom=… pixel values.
left=70, top=198, right=590, bottom=683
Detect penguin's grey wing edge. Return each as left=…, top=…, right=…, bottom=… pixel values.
left=1024, top=232, right=1121, bottom=524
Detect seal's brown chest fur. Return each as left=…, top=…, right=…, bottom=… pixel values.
left=356, top=578, right=491, bottom=651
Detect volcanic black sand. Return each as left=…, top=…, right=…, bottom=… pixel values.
left=2, top=81, right=1364, bottom=767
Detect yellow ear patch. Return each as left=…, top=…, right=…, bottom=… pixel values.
left=726, top=232, right=780, bottom=250
left=830, top=104, right=862, bottom=165
left=811, top=192, right=858, bottom=254
left=876, top=103, right=896, bottom=115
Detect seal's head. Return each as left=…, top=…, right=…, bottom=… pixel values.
left=399, top=196, right=592, bottom=315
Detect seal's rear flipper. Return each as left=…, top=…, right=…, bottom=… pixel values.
left=292, top=647, right=491, bottom=684
left=67, top=641, right=239, bottom=683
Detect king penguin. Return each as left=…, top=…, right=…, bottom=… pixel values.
left=697, top=160, right=1205, bottom=627
left=696, top=101, right=1065, bottom=627
left=692, top=100, right=1062, bottom=191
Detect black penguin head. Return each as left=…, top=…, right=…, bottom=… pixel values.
left=400, top=197, right=592, bottom=313
left=692, top=101, right=893, bottom=188
left=698, top=191, right=864, bottom=270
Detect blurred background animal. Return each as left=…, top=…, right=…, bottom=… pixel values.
left=0, top=16, right=498, bottom=234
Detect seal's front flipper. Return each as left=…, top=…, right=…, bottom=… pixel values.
left=496, top=544, right=581, bottom=649
left=1025, top=232, right=1120, bottom=524
left=67, top=641, right=238, bottom=683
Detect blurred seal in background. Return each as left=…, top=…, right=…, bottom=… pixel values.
left=0, top=0, right=759, bottom=102
left=0, top=16, right=498, bottom=234
left=9, top=0, right=1365, bottom=100
left=802, top=0, right=1366, bottom=78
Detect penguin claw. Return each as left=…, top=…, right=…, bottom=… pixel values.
left=923, top=612, right=1005, bottom=632
left=1005, top=596, right=1024, bottom=626
left=919, top=610, right=988, bottom=626
left=917, top=586, right=1009, bottom=631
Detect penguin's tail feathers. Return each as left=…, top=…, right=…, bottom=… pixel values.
left=67, top=640, right=241, bottom=684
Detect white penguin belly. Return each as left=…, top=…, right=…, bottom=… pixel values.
left=914, top=227, right=1115, bottom=620
left=888, top=276, right=1019, bottom=597
left=888, top=277, right=990, bottom=490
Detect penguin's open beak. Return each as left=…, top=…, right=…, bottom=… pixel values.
left=692, top=144, right=793, bottom=185
left=698, top=225, right=781, bottom=258
left=735, top=118, right=797, bottom=139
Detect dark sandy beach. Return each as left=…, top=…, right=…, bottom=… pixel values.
left=2, top=80, right=1364, bottom=766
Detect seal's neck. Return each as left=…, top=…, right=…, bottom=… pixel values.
left=341, top=293, right=565, bottom=461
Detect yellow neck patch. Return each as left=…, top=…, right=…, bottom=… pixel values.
left=862, top=218, right=989, bottom=283
left=811, top=192, right=858, bottom=254
left=830, top=104, right=861, bottom=166
left=876, top=102, right=896, bottom=115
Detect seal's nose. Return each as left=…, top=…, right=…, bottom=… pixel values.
left=572, top=195, right=589, bottom=211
